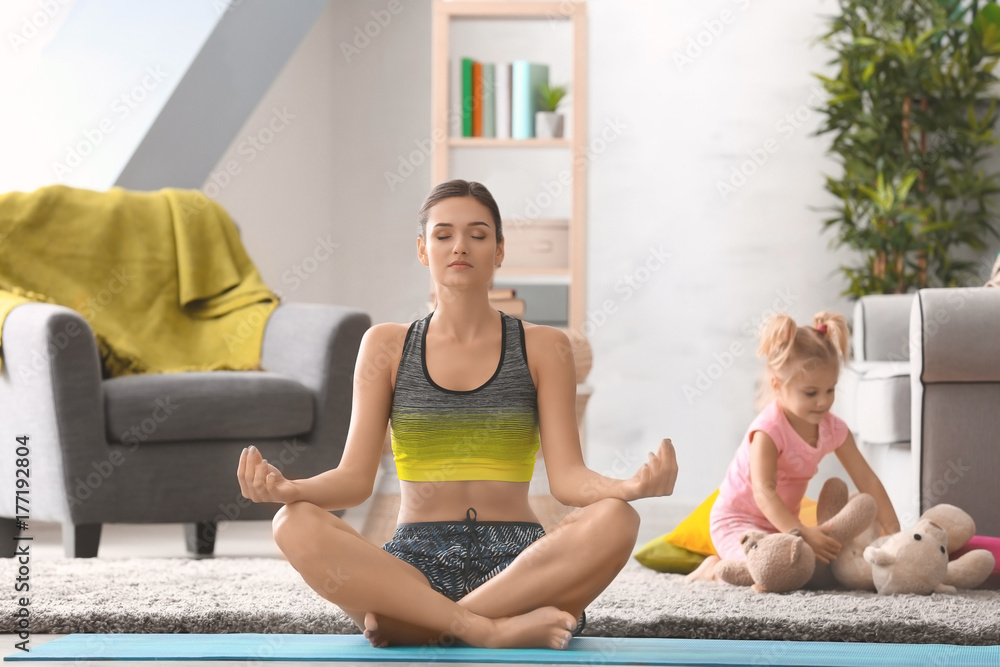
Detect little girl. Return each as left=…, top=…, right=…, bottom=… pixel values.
left=687, top=311, right=899, bottom=582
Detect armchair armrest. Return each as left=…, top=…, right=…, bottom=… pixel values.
left=911, top=287, right=1000, bottom=533
left=911, top=288, right=1000, bottom=383
left=0, top=303, right=106, bottom=523
left=853, top=294, right=915, bottom=362
left=260, top=302, right=371, bottom=391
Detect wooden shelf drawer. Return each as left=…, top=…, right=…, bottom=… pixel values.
left=502, top=218, right=568, bottom=270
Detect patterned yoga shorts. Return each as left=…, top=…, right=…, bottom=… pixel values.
left=382, top=507, right=586, bottom=635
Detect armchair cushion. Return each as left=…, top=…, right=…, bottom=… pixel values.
left=103, top=371, right=314, bottom=444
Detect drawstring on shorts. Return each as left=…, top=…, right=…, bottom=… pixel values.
left=446, top=507, right=483, bottom=596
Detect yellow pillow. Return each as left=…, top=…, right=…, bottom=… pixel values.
left=663, top=489, right=720, bottom=556
left=660, top=489, right=819, bottom=557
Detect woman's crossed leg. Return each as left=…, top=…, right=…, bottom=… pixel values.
left=273, top=498, right=639, bottom=648
left=272, top=500, right=578, bottom=649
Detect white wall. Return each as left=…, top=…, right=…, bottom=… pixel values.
left=584, top=0, right=859, bottom=501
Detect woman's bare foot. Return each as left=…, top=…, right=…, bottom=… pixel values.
left=363, top=612, right=387, bottom=648
left=685, top=555, right=720, bottom=582
left=482, top=607, right=578, bottom=649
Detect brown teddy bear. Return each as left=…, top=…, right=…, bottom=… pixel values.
left=863, top=505, right=996, bottom=595
left=715, top=478, right=877, bottom=593
left=716, top=529, right=816, bottom=593
left=814, top=477, right=882, bottom=590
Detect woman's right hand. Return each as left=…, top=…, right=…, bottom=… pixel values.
left=800, top=524, right=841, bottom=564
left=238, top=445, right=300, bottom=504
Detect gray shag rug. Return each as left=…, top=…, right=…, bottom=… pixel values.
left=4, top=557, right=1000, bottom=645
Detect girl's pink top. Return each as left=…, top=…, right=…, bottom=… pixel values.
left=713, top=401, right=849, bottom=528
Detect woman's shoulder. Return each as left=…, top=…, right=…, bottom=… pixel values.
left=521, top=320, right=572, bottom=351
left=359, top=321, right=412, bottom=355
left=364, top=320, right=411, bottom=338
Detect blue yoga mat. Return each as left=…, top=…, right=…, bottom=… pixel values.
left=5, top=634, right=1000, bottom=666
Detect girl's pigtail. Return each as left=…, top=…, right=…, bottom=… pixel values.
left=757, top=313, right=797, bottom=371
left=813, top=311, right=850, bottom=363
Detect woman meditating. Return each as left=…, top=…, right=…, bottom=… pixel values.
left=237, top=179, right=678, bottom=650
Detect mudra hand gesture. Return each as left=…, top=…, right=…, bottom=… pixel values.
left=623, top=438, right=678, bottom=501
left=238, top=445, right=299, bottom=504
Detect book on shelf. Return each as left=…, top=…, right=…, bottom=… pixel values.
left=472, top=61, right=483, bottom=137
left=495, top=62, right=512, bottom=139
left=481, top=62, right=496, bottom=138
left=511, top=60, right=549, bottom=139
left=461, top=57, right=474, bottom=137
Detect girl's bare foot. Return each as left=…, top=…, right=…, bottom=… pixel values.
left=484, top=607, right=578, bottom=649
left=685, top=555, right=720, bottom=582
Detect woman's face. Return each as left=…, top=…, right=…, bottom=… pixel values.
left=418, top=196, right=503, bottom=288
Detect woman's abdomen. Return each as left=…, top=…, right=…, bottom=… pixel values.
left=396, top=479, right=536, bottom=524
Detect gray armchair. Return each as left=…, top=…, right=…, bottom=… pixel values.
left=911, top=288, right=1000, bottom=537
left=0, top=301, right=369, bottom=557
left=842, top=288, right=1000, bottom=534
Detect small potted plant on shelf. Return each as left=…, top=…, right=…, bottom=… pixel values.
left=535, top=82, right=567, bottom=139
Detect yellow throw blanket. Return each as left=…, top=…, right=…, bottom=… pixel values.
left=0, top=185, right=278, bottom=376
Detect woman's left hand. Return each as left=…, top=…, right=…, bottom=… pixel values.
left=623, top=438, right=678, bottom=501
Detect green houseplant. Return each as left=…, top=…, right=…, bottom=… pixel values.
left=815, top=0, right=1000, bottom=297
